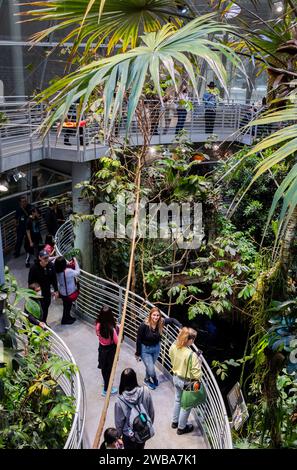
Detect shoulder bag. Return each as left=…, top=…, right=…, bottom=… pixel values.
left=181, top=352, right=206, bottom=410
left=63, top=272, right=80, bottom=302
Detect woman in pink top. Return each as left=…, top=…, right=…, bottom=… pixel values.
left=96, top=305, right=119, bottom=397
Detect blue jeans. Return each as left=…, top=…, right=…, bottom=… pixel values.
left=141, top=343, right=160, bottom=381
left=172, top=375, right=192, bottom=430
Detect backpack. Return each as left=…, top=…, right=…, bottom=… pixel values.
left=119, top=388, right=155, bottom=443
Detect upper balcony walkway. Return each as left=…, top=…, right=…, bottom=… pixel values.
left=0, top=97, right=264, bottom=172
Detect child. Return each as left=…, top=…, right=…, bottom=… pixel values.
left=99, top=428, right=124, bottom=449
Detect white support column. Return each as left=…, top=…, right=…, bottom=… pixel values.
left=71, top=162, right=92, bottom=272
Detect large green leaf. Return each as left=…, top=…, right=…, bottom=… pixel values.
left=25, top=299, right=41, bottom=319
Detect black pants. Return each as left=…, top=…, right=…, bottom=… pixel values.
left=40, top=296, right=51, bottom=323
left=25, top=239, right=42, bottom=265
left=14, top=228, right=26, bottom=256
left=175, top=109, right=187, bottom=135
left=64, top=126, right=84, bottom=146
left=98, top=343, right=116, bottom=392
left=61, top=296, right=74, bottom=322
left=122, top=434, right=145, bottom=449
left=205, top=109, right=216, bottom=134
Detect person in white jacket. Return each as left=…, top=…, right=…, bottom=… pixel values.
left=55, top=256, right=80, bottom=324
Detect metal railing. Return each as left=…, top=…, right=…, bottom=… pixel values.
left=0, top=189, right=70, bottom=253
left=0, top=205, right=86, bottom=449
left=0, top=98, right=279, bottom=163
left=15, top=313, right=86, bottom=449
left=55, top=219, right=233, bottom=449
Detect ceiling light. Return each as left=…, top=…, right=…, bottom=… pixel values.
left=177, top=5, right=188, bottom=14
left=0, top=183, right=8, bottom=192
left=224, top=4, right=241, bottom=18
left=274, top=1, right=284, bottom=13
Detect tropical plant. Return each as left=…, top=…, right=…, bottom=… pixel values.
left=266, top=300, right=297, bottom=375
left=32, top=15, right=244, bottom=137
left=21, top=0, right=192, bottom=55
left=217, top=145, right=291, bottom=244
left=145, top=220, right=258, bottom=320
left=228, top=95, right=297, bottom=256
left=0, top=271, right=77, bottom=449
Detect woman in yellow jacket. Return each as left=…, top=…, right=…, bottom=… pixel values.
left=169, top=327, right=202, bottom=435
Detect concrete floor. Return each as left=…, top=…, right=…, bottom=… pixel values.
left=7, top=254, right=207, bottom=449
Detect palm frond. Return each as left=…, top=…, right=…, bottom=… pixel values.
left=228, top=101, right=297, bottom=249
left=37, top=15, right=243, bottom=137
left=20, top=0, right=188, bottom=54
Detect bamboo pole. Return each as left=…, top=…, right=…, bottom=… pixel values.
left=92, top=154, right=142, bottom=449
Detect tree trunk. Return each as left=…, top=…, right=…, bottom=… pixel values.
left=279, top=205, right=297, bottom=275
left=263, top=350, right=285, bottom=448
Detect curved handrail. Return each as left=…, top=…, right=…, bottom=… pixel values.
left=56, top=219, right=233, bottom=449
left=0, top=99, right=274, bottom=161
left=0, top=209, right=86, bottom=449
left=0, top=192, right=70, bottom=254
left=15, top=313, right=86, bottom=449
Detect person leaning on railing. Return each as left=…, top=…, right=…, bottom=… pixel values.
left=169, top=327, right=202, bottom=435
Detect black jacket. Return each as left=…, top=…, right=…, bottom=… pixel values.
left=28, top=260, right=58, bottom=299
left=136, top=317, right=181, bottom=356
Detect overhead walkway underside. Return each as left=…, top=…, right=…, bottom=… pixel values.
left=8, top=255, right=208, bottom=449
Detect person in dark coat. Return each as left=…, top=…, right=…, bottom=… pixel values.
left=28, top=250, right=59, bottom=324
left=24, top=207, right=42, bottom=268
left=45, top=201, right=65, bottom=236
left=14, top=196, right=31, bottom=258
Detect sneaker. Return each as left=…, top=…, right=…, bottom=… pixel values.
left=101, top=389, right=107, bottom=397
left=144, top=379, right=156, bottom=391
left=177, top=424, right=194, bottom=435
left=111, top=387, right=118, bottom=395
left=171, top=422, right=178, bottom=429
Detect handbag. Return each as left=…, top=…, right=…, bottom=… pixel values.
left=180, top=353, right=206, bottom=410
left=63, top=272, right=80, bottom=302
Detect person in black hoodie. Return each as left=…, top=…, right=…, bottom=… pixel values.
left=135, top=307, right=181, bottom=390
left=28, top=249, right=59, bottom=323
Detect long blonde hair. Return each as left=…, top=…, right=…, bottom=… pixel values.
left=145, top=307, right=164, bottom=335
left=176, top=327, right=197, bottom=349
